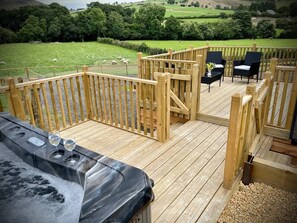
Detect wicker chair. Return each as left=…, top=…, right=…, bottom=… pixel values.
left=206, top=51, right=226, bottom=80
left=232, top=51, right=262, bottom=84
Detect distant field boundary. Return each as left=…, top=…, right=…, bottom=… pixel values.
left=97, top=38, right=167, bottom=55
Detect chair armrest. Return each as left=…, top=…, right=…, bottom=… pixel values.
left=249, top=62, right=261, bottom=73
left=222, top=59, right=226, bottom=67
left=233, top=60, right=244, bottom=66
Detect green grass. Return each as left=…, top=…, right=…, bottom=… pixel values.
left=0, top=42, right=140, bottom=77
left=275, top=29, right=284, bottom=37
left=180, top=18, right=227, bottom=24
left=127, top=39, right=297, bottom=50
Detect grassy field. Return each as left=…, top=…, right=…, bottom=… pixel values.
left=128, top=39, right=297, bottom=50
left=0, top=42, right=140, bottom=77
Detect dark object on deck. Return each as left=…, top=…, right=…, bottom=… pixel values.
left=232, top=51, right=262, bottom=84
left=0, top=112, right=154, bottom=223
left=201, top=71, right=222, bottom=92
left=206, top=51, right=226, bottom=80
left=290, top=99, right=297, bottom=145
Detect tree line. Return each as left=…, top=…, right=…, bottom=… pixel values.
left=0, top=1, right=293, bottom=44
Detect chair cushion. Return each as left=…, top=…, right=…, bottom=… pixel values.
left=214, top=64, right=224, bottom=68
left=234, top=65, right=250, bottom=71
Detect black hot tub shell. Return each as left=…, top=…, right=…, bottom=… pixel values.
left=0, top=113, right=154, bottom=223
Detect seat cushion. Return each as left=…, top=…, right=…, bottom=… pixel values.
left=234, top=65, right=250, bottom=71
left=214, top=64, right=224, bottom=68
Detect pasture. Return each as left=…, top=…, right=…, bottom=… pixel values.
left=128, top=39, right=297, bottom=50
left=180, top=17, right=225, bottom=24
left=0, top=42, right=140, bottom=77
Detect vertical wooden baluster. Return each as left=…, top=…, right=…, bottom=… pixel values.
left=75, top=76, right=84, bottom=121
left=149, top=84, right=154, bottom=137
left=63, top=78, right=72, bottom=126
left=56, top=80, right=66, bottom=128
left=69, top=77, right=79, bottom=124
left=142, top=83, right=147, bottom=135
left=107, top=78, right=113, bottom=125
left=97, top=76, right=103, bottom=122
left=270, top=70, right=281, bottom=125
left=91, top=75, right=98, bottom=120
left=24, top=86, right=35, bottom=126
left=136, top=82, right=141, bottom=134
left=48, top=81, right=59, bottom=130
left=129, top=81, right=135, bottom=131
left=112, top=79, right=118, bottom=127
left=101, top=77, right=108, bottom=123
left=277, top=70, right=289, bottom=126
left=123, top=80, right=129, bottom=129
left=40, top=82, right=52, bottom=131
left=118, top=79, right=124, bottom=128
left=33, top=84, right=44, bottom=129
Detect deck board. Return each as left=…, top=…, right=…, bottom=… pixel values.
left=61, top=120, right=231, bottom=223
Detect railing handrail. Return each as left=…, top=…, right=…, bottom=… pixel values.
left=275, top=65, right=295, bottom=71
left=141, top=58, right=196, bottom=63
left=87, top=72, right=157, bottom=85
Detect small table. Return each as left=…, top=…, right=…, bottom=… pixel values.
left=201, top=71, right=222, bottom=92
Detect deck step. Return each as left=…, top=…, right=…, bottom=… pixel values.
left=271, top=138, right=297, bottom=165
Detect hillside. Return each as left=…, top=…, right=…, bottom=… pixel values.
left=0, top=0, right=44, bottom=10
left=188, top=0, right=251, bottom=9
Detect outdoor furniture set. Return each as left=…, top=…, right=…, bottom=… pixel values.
left=202, top=51, right=262, bottom=92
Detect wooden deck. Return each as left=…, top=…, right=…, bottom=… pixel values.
left=200, top=76, right=258, bottom=120
left=61, top=120, right=237, bottom=223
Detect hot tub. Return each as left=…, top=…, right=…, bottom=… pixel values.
left=0, top=113, right=154, bottom=223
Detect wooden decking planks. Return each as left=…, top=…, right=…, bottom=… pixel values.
left=200, top=77, right=258, bottom=119
left=61, top=120, right=231, bottom=223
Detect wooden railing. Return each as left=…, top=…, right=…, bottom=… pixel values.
left=86, top=71, right=170, bottom=141
left=266, top=59, right=297, bottom=132
left=144, top=44, right=297, bottom=80
left=223, top=71, right=272, bottom=189
left=138, top=53, right=202, bottom=120
left=0, top=69, right=171, bottom=142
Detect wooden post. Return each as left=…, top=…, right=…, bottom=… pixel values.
left=189, top=45, right=194, bottom=61
left=270, top=58, right=278, bottom=79
left=82, top=65, right=92, bottom=119
left=246, top=84, right=257, bottom=150
left=285, top=66, right=297, bottom=130
left=25, top=68, right=30, bottom=79
left=196, top=54, right=203, bottom=113
left=223, top=93, right=243, bottom=189
left=155, top=72, right=170, bottom=142
left=137, top=52, right=142, bottom=79
left=252, top=43, right=257, bottom=51
left=168, top=48, right=173, bottom=59
left=7, top=78, right=26, bottom=120
left=263, top=72, right=273, bottom=128
left=191, top=64, right=199, bottom=121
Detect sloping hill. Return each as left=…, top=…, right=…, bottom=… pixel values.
left=0, top=0, right=44, bottom=10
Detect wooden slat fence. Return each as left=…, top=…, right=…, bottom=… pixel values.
left=138, top=54, right=202, bottom=120
left=0, top=69, right=171, bottom=142
left=143, top=45, right=297, bottom=80
left=223, top=71, right=272, bottom=189
left=266, top=59, right=297, bottom=131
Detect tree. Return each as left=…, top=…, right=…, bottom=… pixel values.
left=198, top=23, right=214, bottom=40
left=0, top=26, right=16, bottom=43
left=232, top=11, right=253, bottom=38
left=167, top=0, right=175, bottom=4
left=106, top=11, right=126, bottom=39
left=135, top=4, right=166, bottom=39
left=182, top=23, right=203, bottom=40
left=86, top=8, right=106, bottom=38
left=48, top=17, right=61, bottom=41
left=163, top=16, right=182, bottom=40
left=18, top=15, right=46, bottom=42
left=257, top=20, right=275, bottom=38
left=289, top=2, right=297, bottom=17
